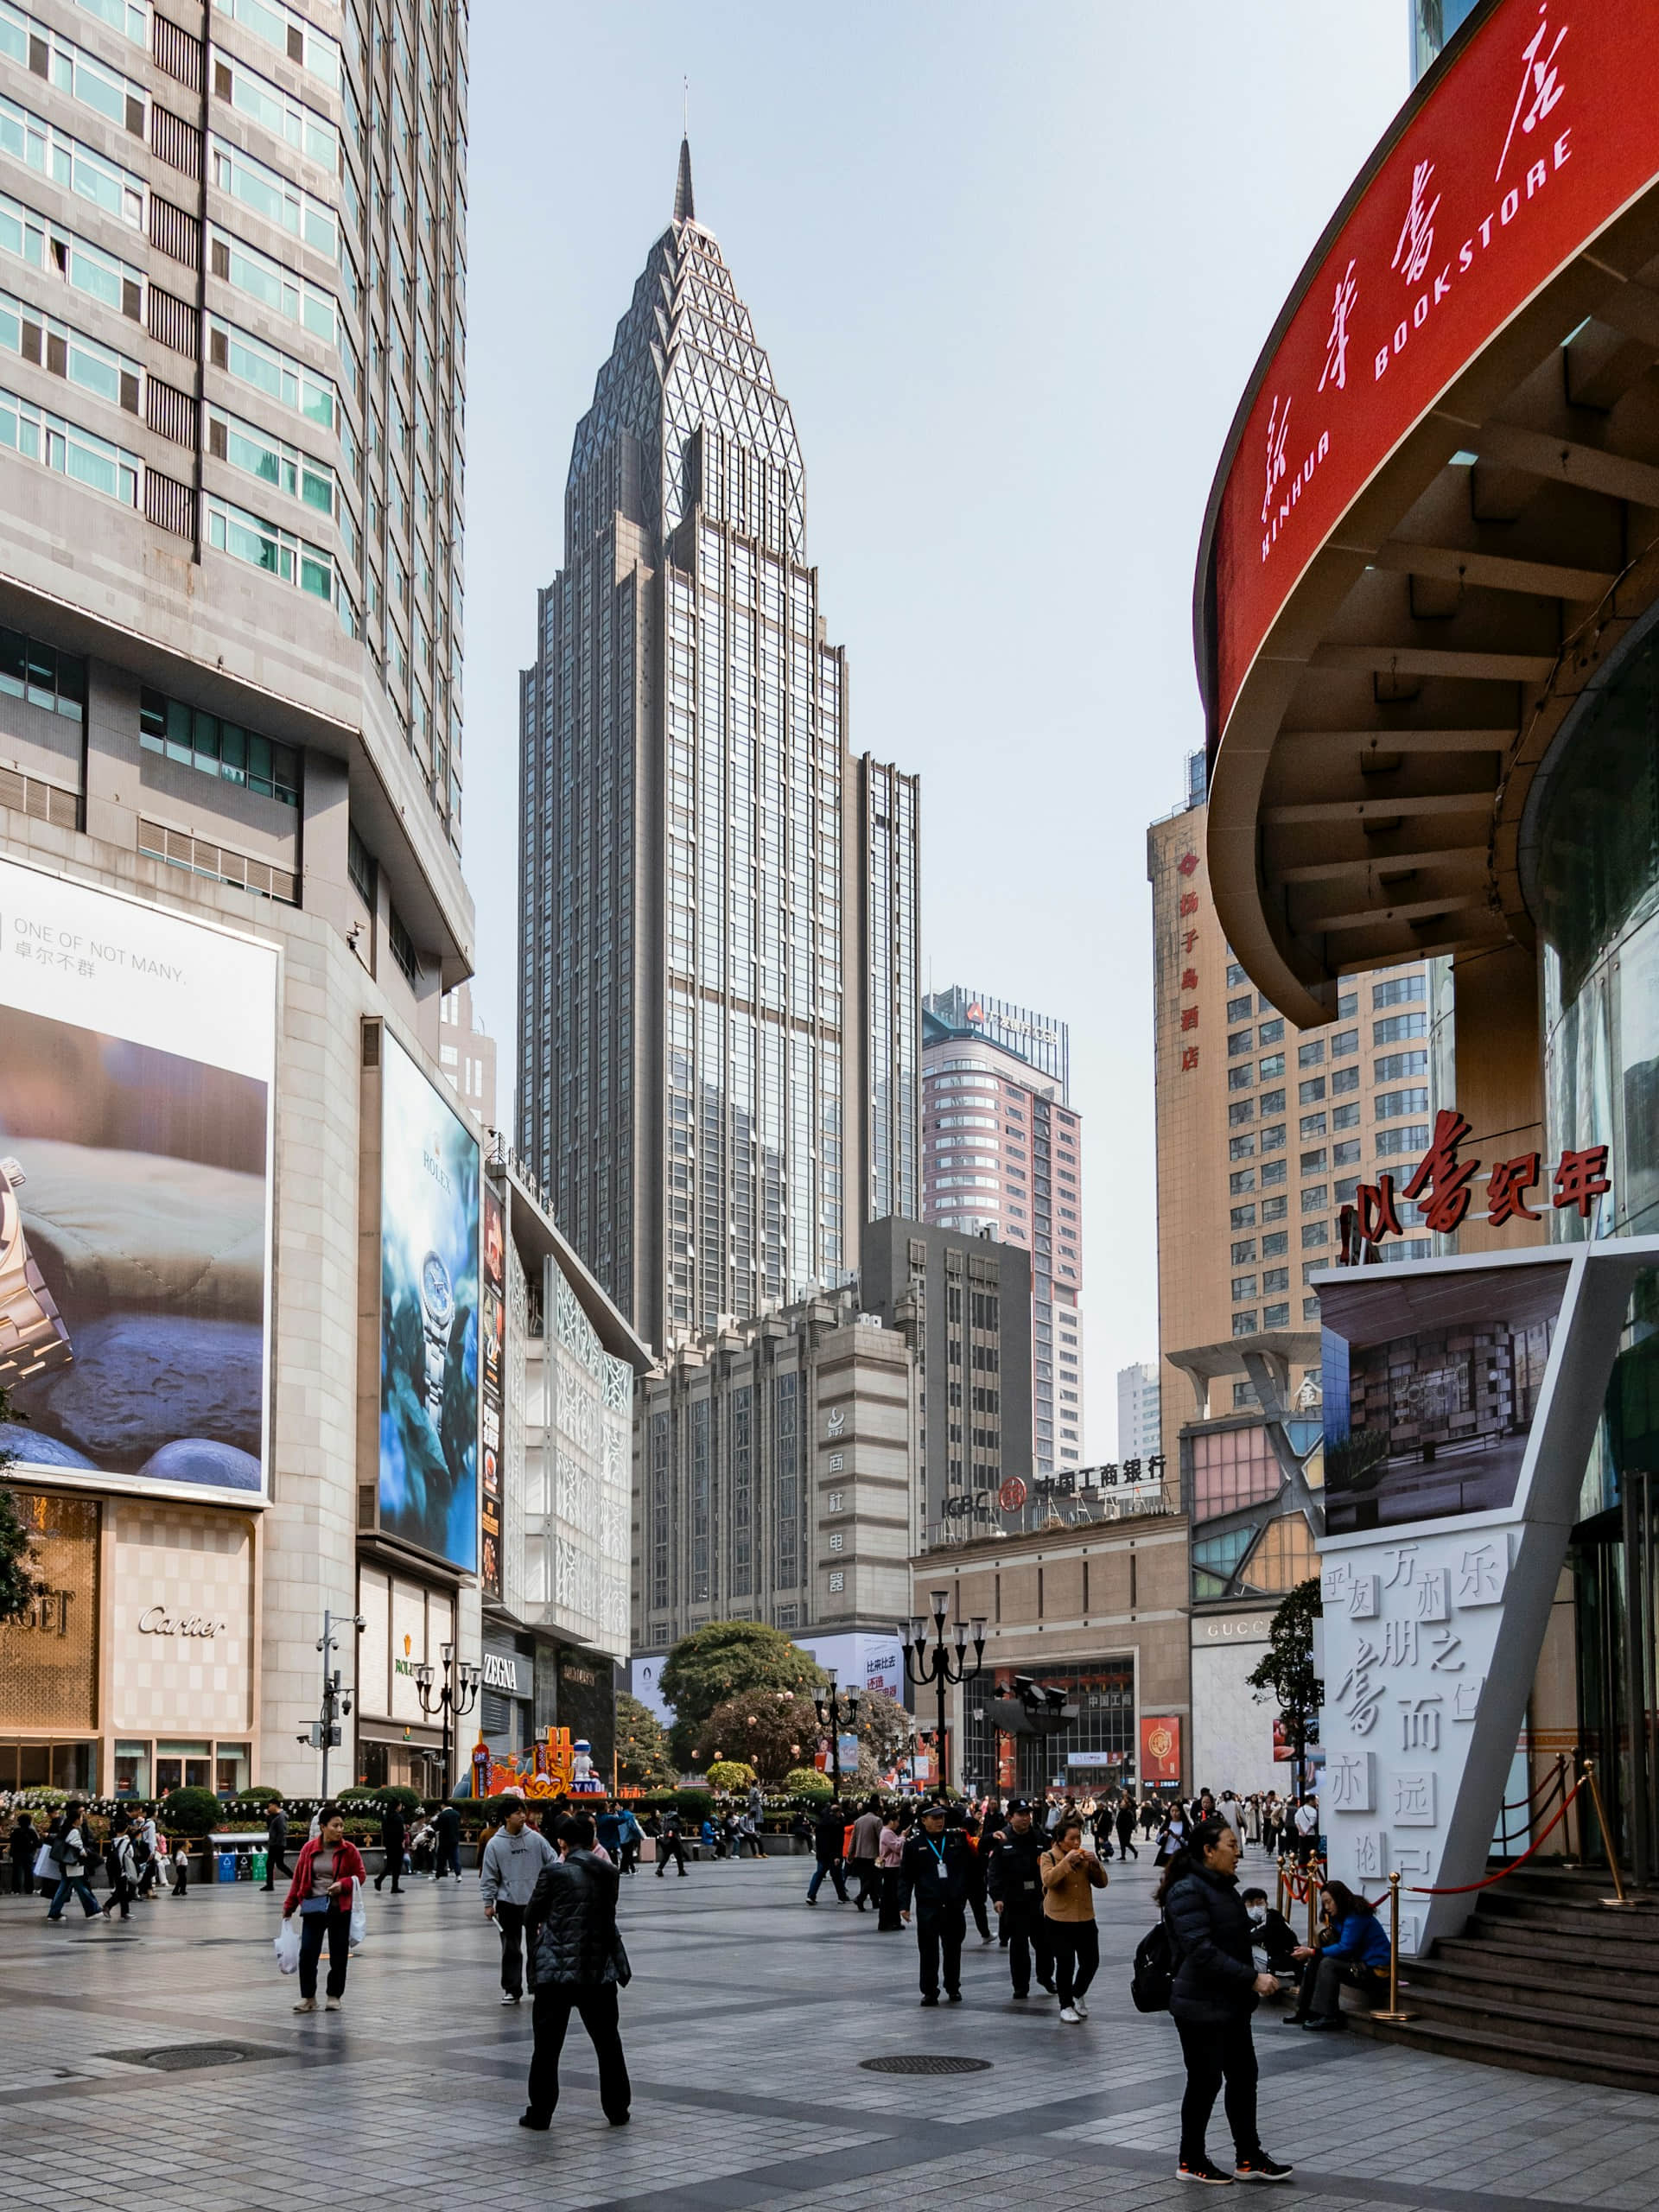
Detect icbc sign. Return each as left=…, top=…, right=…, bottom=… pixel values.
left=1211, top=0, right=1659, bottom=737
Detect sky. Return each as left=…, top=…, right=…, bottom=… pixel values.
left=463, top=1, right=1409, bottom=1452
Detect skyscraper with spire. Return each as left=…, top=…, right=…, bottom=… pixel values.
left=518, top=143, right=919, bottom=1352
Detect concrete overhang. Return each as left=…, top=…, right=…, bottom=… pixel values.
left=489, top=1151, right=654, bottom=1376
left=1195, top=0, right=1659, bottom=1024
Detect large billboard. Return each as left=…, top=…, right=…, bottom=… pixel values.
left=0, top=858, right=276, bottom=1503
left=480, top=1182, right=504, bottom=1598
left=378, top=1031, right=479, bottom=1571
left=1320, top=1261, right=1571, bottom=1535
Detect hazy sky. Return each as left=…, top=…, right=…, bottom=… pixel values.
left=463, top=1, right=1408, bottom=1446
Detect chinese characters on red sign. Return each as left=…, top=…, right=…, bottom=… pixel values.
left=1176, top=850, right=1200, bottom=1072
left=1338, top=1108, right=1611, bottom=1261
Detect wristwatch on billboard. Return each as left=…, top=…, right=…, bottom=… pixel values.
left=419, top=1249, right=453, bottom=1426
left=0, top=1154, right=73, bottom=1386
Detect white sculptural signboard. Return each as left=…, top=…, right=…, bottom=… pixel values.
left=1313, top=1240, right=1657, bottom=1951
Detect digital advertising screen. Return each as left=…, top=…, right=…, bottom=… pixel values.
left=0, top=858, right=276, bottom=1502
left=480, top=1181, right=504, bottom=1599
left=378, top=1031, right=480, bottom=1570
left=1319, top=1260, right=1572, bottom=1535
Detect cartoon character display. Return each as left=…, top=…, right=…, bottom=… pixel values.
left=569, top=1738, right=605, bottom=1795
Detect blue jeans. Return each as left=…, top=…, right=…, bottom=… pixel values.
left=48, top=1875, right=99, bottom=1919
left=807, top=1858, right=847, bottom=1902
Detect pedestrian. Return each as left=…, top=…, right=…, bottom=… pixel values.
left=261, top=1798, right=290, bottom=1893
left=1293, top=1795, right=1319, bottom=1866
left=616, top=1804, right=642, bottom=1876
left=1040, top=1811, right=1107, bottom=2023
left=1218, top=1790, right=1246, bottom=1848
left=1261, top=1796, right=1280, bottom=1859
left=899, top=1801, right=972, bottom=2005
left=373, top=1796, right=405, bottom=1893
left=282, top=1802, right=366, bottom=2014
left=986, top=1798, right=1055, bottom=1999
left=876, top=1805, right=906, bottom=1931
left=171, top=1839, right=191, bottom=1897
left=1155, top=1804, right=1189, bottom=1866
left=847, top=1796, right=882, bottom=1910
left=1115, top=1794, right=1140, bottom=1861
left=409, top=1814, right=436, bottom=1874
left=480, top=1798, right=559, bottom=2007
left=1241, top=1886, right=1301, bottom=1978
left=433, top=1799, right=463, bottom=1881
left=962, top=1808, right=994, bottom=1942
left=746, top=1783, right=770, bottom=1857
left=595, top=1802, right=625, bottom=1865
left=6, top=1810, right=37, bottom=1896
left=44, top=1802, right=101, bottom=1923
left=805, top=1798, right=849, bottom=1904
left=1091, top=1799, right=1116, bottom=1862
left=1287, top=1879, right=1391, bottom=2029
left=734, top=1808, right=766, bottom=1859
left=654, top=1802, right=689, bottom=1878
left=1141, top=1795, right=1160, bottom=1840
left=1159, top=1814, right=1293, bottom=2185
left=102, top=1821, right=137, bottom=1922
left=133, top=1806, right=160, bottom=1898
left=519, top=1813, right=632, bottom=2130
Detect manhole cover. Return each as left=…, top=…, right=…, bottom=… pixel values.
left=98, top=2043, right=283, bottom=2073
left=859, top=2055, right=993, bottom=2076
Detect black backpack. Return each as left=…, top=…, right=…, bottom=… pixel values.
left=1131, top=1919, right=1174, bottom=2013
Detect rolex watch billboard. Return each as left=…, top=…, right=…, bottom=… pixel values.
left=378, top=1029, right=479, bottom=1572
left=0, top=857, right=276, bottom=1503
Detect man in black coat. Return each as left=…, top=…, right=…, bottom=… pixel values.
left=520, top=1815, right=631, bottom=2129
left=374, top=1800, right=406, bottom=1893
left=985, top=1799, right=1055, bottom=1999
left=434, top=1801, right=462, bottom=1881
left=260, top=1800, right=289, bottom=1893
left=805, top=1800, right=849, bottom=1904
left=654, top=1803, right=688, bottom=1878
left=899, top=1802, right=973, bottom=2005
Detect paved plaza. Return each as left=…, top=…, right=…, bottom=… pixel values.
left=4, top=1852, right=1659, bottom=2211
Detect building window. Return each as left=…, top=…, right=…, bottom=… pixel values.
left=1231, top=1274, right=1257, bottom=1300
left=387, top=903, right=416, bottom=986
left=1231, top=1239, right=1256, bottom=1263
left=1332, top=1028, right=1358, bottom=1058
left=1298, top=1039, right=1325, bottom=1066
left=1258, top=1018, right=1284, bottom=1043
left=1374, top=1012, right=1427, bottom=1046
left=1373, top=973, right=1425, bottom=1008
left=0, top=626, right=85, bottom=719
left=1230, top=1204, right=1256, bottom=1228
left=1331, top=1065, right=1359, bottom=1096
left=347, top=822, right=376, bottom=906
left=1259, top=1053, right=1285, bottom=1080
left=1228, top=1028, right=1252, bottom=1058
left=140, top=687, right=300, bottom=805
left=1231, top=1311, right=1258, bottom=1337
left=1376, top=1050, right=1429, bottom=1082
left=1376, top=1122, right=1431, bottom=1157
left=1262, top=1230, right=1288, bottom=1256
left=1229, top=1169, right=1255, bottom=1194
left=1376, top=1087, right=1430, bottom=1121
left=1301, top=1221, right=1330, bottom=1249
left=1263, top=1302, right=1289, bottom=1328
left=1298, top=1077, right=1325, bottom=1104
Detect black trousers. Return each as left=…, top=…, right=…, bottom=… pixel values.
left=1175, top=2013, right=1261, bottom=2166
left=1116, top=1827, right=1139, bottom=1859
left=1002, top=1906, right=1053, bottom=1995
left=877, top=1866, right=904, bottom=1930
left=916, top=1905, right=965, bottom=1999
left=298, top=1905, right=351, bottom=2001
left=496, top=1902, right=527, bottom=1996
left=655, top=1834, right=688, bottom=1876
left=527, top=1984, right=631, bottom=2122
left=967, top=1885, right=991, bottom=1941
left=262, top=1851, right=291, bottom=1892
left=103, top=1873, right=135, bottom=1919
left=435, top=1840, right=461, bottom=1878
left=374, top=1845, right=403, bottom=1892
left=1048, top=1921, right=1099, bottom=2005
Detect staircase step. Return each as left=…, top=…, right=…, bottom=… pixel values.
left=1457, top=1920, right=1659, bottom=1974
left=1350, top=2010, right=1659, bottom=2094
left=1476, top=1887, right=1659, bottom=1929
left=1405, top=1955, right=1659, bottom=2026
left=1383, top=1983, right=1659, bottom=2060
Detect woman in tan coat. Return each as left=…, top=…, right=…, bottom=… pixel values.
left=1041, top=1811, right=1108, bottom=2022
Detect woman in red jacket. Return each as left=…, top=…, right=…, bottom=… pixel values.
left=282, top=1804, right=366, bottom=2013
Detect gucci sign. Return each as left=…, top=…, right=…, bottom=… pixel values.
left=137, top=1605, right=225, bottom=1640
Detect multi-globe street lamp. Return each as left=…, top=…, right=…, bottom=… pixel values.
left=900, top=1590, right=985, bottom=1795
left=414, top=1642, right=480, bottom=1799
left=813, top=1671, right=862, bottom=1794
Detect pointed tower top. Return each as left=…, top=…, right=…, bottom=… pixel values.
left=673, top=134, right=695, bottom=226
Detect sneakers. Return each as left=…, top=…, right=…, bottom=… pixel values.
left=1037, top=1979, right=1058, bottom=1994
left=919, top=1993, right=939, bottom=2006
left=945, top=1990, right=962, bottom=2004
left=292, top=1999, right=316, bottom=2013
left=1235, top=2155, right=1294, bottom=2183
left=1059, top=2005, right=1081, bottom=2024
left=1177, top=2159, right=1235, bottom=2185
left=518, top=2111, right=551, bottom=2133
left=1073, top=1995, right=1089, bottom=2018
left=324, top=1997, right=340, bottom=2012
left=500, top=1992, right=521, bottom=2005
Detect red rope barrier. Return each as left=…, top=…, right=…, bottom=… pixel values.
left=1408, top=1777, right=1582, bottom=1895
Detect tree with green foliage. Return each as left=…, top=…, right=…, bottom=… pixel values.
left=1247, top=1575, right=1323, bottom=1798
left=615, top=1692, right=675, bottom=1790
left=701, top=1687, right=821, bottom=1782
left=660, top=1620, right=823, bottom=1770
left=0, top=1384, right=41, bottom=1627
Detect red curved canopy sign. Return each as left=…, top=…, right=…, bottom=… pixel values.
left=1215, top=0, right=1659, bottom=738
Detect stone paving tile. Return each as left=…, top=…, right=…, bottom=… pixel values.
left=5, top=1852, right=1659, bottom=2210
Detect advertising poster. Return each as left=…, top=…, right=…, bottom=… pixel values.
left=1139, top=1714, right=1182, bottom=1783
left=1320, top=1262, right=1571, bottom=1535
left=480, top=1183, right=505, bottom=1598
left=378, top=1031, right=479, bottom=1571
left=0, top=858, right=276, bottom=1502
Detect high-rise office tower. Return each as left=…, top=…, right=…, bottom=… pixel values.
left=1116, top=1362, right=1160, bottom=1465
left=518, top=143, right=918, bottom=1353
left=920, top=987, right=1084, bottom=1471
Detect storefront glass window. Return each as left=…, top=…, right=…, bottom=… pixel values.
left=0, top=1740, right=96, bottom=1790
left=50, top=1742, right=95, bottom=1790
left=215, top=1744, right=249, bottom=1796
left=114, top=1741, right=150, bottom=1799
left=156, top=1738, right=212, bottom=1794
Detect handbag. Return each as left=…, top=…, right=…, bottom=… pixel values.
left=299, top=1895, right=330, bottom=1915
left=32, top=1842, right=54, bottom=1881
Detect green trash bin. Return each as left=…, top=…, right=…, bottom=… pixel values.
left=251, top=1849, right=267, bottom=1885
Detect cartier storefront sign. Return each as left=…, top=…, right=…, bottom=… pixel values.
left=0, top=1489, right=99, bottom=1729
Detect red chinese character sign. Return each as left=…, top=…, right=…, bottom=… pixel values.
left=1209, top=0, right=1659, bottom=741
left=1338, top=1112, right=1612, bottom=1262
left=1140, top=1716, right=1182, bottom=1785
left=1174, top=851, right=1201, bottom=1073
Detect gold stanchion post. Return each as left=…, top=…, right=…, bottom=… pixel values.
left=1581, top=1759, right=1630, bottom=1907
left=1306, top=1859, right=1318, bottom=1948
left=1373, top=1870, right=1414, bottom=2023
left=1275, top=1853, right=1286, bottom=1916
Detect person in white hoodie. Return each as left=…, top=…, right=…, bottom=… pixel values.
left=479, top=1802, right=558, bottom=2005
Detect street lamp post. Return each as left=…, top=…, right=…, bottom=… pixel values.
left=295, top=1609, right=366, bottom=1799
left=900, top=1590, right=986, bottom=1795
left=414, top=1642, right=481, bottom=1800
left=813, top=1671, right=862, bottom=1795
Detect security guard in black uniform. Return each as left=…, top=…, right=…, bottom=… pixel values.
left=986, top=1798, right=1056, bottom=2000
left=898, top=1801, right=974, bottom=2004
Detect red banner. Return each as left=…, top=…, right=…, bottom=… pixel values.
left=1140, top=1714, right=1182, bottom=1784
left=1215, top=0, right=1659, bottom=735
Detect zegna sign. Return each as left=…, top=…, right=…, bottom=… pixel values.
left=137, top=1605, right=226, bottom=1639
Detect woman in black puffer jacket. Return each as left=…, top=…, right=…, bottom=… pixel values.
left=520, top=1816, right=632, bottom=2129
left=1157, top=1815, right=1293, bottom=2186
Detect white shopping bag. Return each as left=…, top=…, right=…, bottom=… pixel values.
left=274, top=1919, right=301, bottom=1976
left=348, top=1876, right=366, bottom=1953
